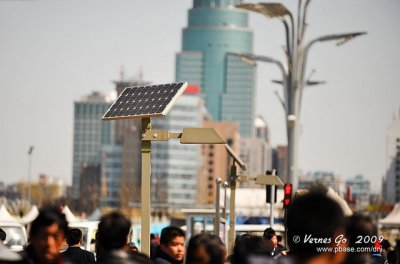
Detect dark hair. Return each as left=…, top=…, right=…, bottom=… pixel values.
left=286, top=191, right=345, bottom=262
left=346, top=213, right=377, bottom=249
left=277, top=235, right=283, bottom=243
left=231, top=235, right=268, bottom=264
left=0, top=228, right=6, bottom=241
left=98, top=211, right=131, bottom=250
left=66, top=228, right=82, bottom=246
left=30, top=206, right=68, bottom=238
left=186, top=234, right=226, bottom=264
left=387, top=250, right=399, bottom=264
left=263, top=227, right=276, bottom=240
left=160, top=226, right=185, bottom=246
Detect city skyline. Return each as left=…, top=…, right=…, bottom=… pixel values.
left=1, top=0, right=399, bottom=192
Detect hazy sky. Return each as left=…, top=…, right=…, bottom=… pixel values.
left=1, top=0, right=399, bottom=192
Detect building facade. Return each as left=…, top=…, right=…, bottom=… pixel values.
left=176, top=0, right=256, bottom=136
left=197, top=121, right=240, bottom=205
left=383, top=113, right=400, bottom=204
left=151, top=86, right=206, bottom=207
left=72, top=92, right=114, bottom=200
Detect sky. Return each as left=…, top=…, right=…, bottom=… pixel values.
left=0, top=0, right=399, bottom=193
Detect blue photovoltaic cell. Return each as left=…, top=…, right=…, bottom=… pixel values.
left=102, top=82, right=187, bottom=120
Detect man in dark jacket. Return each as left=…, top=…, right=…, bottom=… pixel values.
left=97, top=211, right=150, bottom=264
left=20, top=206, right=69, bottom=264
left=153, top=226, right=185, bottom=264
left=61, top=228, right=95, bottom=264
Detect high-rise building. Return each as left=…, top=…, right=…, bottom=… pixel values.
left=113, top=79, right=147, bottom=215
left=176, top=0, right=256, bottom=136
left=198, top=121, right=240, bottom=205
left=383, top=112, right=400, bottom=204
left=152, top=86, right=206, bottom=207
left=72, top=92, right=114, bottom=200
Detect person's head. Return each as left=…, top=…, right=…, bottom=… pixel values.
left=65, top=228, right=82, bottom=246
left=387, top=250, right=399, bottom=264
left=98, top=211, right=131, bottom=251
left=186, top=234, right=226, bottom=264
left=231, top=235, right=269, bottom=264
left=277, top=235, right=283, bottom=245
left=29, top=206, right=68, bottom=264
left=286, top=191, right=347, bottom=264
left=263, top=227, right=278, bottom=250
left=0, top=228, right=6, bottom=244
left=345, top=213, right=378, bottom=249
left=159, top=226, right=185, bottom=262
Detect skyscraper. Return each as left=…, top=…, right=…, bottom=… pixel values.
left=176, top=0, right=256, bottom=136
left=152, top=86, right=206, bottom=207
left=72, top=92, right=114, bottom=200
left=383, top=112, right=400, bottom=204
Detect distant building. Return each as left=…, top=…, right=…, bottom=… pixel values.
left=240, top=117, right=273, bottom=188
left=176, top=0, right=256, bottom=136
left=383, top=112, right=400, bottom=204
left=79, top=164, right=101, bottom=213
left=72, top=92, right=114, bottom=200
left=152, top=85, right=206, bottom=207
left=272, top=146, right=288, bottom=183
left=113, top=79, right=147, bottom=214
left=346, top=174, right=370, bottom=210
left=198, top=121, right=240, bottom=205
left=299, top=171, right=344, bottom=194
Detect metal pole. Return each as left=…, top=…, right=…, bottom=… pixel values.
left=141, top=117, right=151, bottom=256
left=270, top=185, right=275, bottom=226
left=215, top=178, right=222, bottom=237
left=228, top=163, right=237, bottom=254
left=27, top=146, right=34, bottom=207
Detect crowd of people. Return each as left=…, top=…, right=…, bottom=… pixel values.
left=0, top=190, right=399, bottom=264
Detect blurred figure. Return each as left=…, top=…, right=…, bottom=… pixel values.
left=381, top=239, right=391, bottom=259
left=186, top=233, right=226, bottom=264
left=0, top=228, right=6, bottom=244
left=97, top=211, right=150, bottom=264
left=20, top=206, right=68, bottom=264
left=263, top=227, right=286, bottom=258
left=150, top=233, right=159, bottom=258
left=276, top=235, right=287, bottom=252
left=387, top=250, right=399, bottom=264
left=153, top=226, right=185, bottom=264
left=286, top=191, right=348, bottom=264
left=61, top=228, right=95, bottom=264
left=344, top=214, right=385, bottom=264
left=230, top=235, right=269, bottom=264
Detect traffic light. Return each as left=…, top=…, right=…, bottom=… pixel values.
left=283, top=183, right=293, bottom=209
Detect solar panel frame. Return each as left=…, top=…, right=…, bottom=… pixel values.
left=102, top=82, right=188, bottom=120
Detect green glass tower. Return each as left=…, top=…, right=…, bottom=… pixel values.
left=176, top=0, right=256, bottom=136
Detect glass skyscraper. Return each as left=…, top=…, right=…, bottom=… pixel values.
left=72, top=92, right=114, bottom=199
left=176, top=0, right=256, bottom=136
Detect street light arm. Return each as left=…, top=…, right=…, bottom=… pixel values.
left=300, top=0, right=312, bottom=44
left=297, top=31, right=367, bottom=115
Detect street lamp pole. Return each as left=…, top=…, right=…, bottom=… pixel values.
left=236, top=2, right=366, bottom=191
left=27, top=146, right=34, bottom=207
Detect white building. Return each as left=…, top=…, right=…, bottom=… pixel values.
left=383, top=112, right=400, bottom=204
left=151, top=85, right=205, bottom=206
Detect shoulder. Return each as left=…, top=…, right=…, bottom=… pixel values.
left=154, top=258, right=172, bottom=264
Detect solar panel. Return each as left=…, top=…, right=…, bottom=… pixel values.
left=102, top=82, right=188, bottom=120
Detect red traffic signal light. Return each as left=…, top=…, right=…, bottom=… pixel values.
left=283, top=183, right=292, bottom=209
